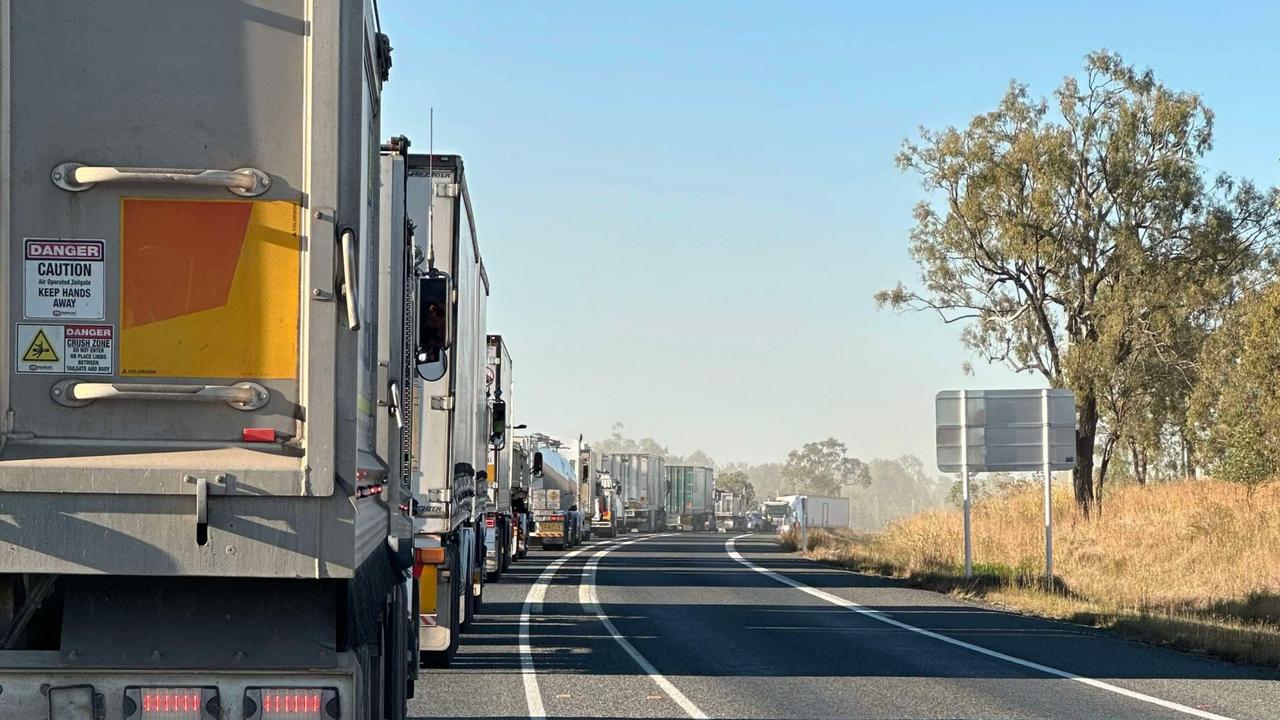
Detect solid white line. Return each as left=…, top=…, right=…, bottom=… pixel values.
left=580, top=534, right=709, bottom=719
left=519, top=542, right=596, bottom=719
left=725, top=535, right=1240, bottom=720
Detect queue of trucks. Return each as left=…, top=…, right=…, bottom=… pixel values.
left=0, top=4, right=848, bottom=716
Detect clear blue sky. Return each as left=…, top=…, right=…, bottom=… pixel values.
left=380, top=0, right=1280, bottom=466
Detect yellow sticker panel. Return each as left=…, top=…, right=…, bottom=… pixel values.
left=120, top=198, right=301, bottom=379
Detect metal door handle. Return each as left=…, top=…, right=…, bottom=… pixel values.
left=51, top=162, right=271, bottom=196
left=51, top=380, right=270, bottom=411
left=340, top=228, right=361, bottom=330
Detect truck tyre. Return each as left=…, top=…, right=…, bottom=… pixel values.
left=383, top=582, right=410, bottom=720
left=486, top=523, right=505, bottom=583
left=501, top=520, right=514, bottom=572
left=421, top=544, right=462, bottom=668
left=463, top=563, right=482, bottom=631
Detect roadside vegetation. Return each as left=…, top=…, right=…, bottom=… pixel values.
left=782, top=480, right=1280, bottom=666
left=878, top=50, right=1280, bottom=514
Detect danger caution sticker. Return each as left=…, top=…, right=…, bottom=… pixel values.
left=16, top=324, right=114, bottom=375
left=24, top=238, right=106, bottom=320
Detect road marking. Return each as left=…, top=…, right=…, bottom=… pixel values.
left=726, top=536, right=1240, bottom=720
left=519, top=542, right=597, bottom=719
left=580, top=534, right=709, bottom=719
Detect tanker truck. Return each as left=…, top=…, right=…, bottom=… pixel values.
left=528, top=440, right=580, bottom=550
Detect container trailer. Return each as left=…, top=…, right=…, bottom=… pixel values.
left=665, top=465, right=716, bottom=531
left=579, top=443, right=624, bottom=538
left=402, top=151, right=498, bottom=669
left=596, top=453, right=666, bottom=532
left=778, top=494, right=851, bottom=529
left=0, top=2, right=423, bottom=716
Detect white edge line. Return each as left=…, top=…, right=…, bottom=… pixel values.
left=581, top=534, right=709, bottom=719
left=519, top=542, right=594, bottom=719
left=725, top=535, right=1240, bottom=720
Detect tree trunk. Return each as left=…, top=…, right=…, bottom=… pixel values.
left=1073, top=393, right=1099, bottom=516
left=1097, top=436, right=1116, bottom=518
left=1129, top=440, right=1148, bottom=485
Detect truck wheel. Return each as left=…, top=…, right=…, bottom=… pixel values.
left=501, top=522, right=514, bottom=572
left=486, top=529, right=505, bottom=583
left=383, top=583, right=410, bottom=720
left=463, top=561, right=483, bottom=631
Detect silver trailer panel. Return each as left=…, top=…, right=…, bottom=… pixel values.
left=597, top=453, right=665, bottom=512
left=0, top=0, right=389, bottom=579
left=405, top=155, right=490, bottom=534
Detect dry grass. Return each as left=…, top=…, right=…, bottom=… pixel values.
left=781, top=480, right=1280, bottom=666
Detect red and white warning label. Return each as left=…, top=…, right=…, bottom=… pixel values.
left=24, top=238, right=106, bottom=320
left=16, top=324, right=114, bottom=374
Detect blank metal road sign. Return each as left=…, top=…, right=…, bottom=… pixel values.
left=936, top=389, right=1076, bottom=473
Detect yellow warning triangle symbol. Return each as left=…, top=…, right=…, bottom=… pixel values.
left=22, top=329, right=59, bottom=362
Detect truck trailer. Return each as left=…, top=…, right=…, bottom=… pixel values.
left=597, top=453, right=666, bottom=532
left=714, top=489, right=749, bottom=531
left=511, top=443, right=533, bottom=559
left=665, top=465, right=716, bottom=531
left=529, top=444, right=579, bottom=550
left=579, top=444, right=624, bottom=538
left=403, top=152, right=494, bottom=669
left=0, top=2, right=420, bottom=717
left=483, top=335, right=517, bottom=582
left=778, top=495, right=851, bottom=529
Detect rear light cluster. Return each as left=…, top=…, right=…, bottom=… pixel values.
left=113, top=686, right=337, bottom=720
left=124, top=687, right=219, bottom=720
left=353, top=483, right=384, bottom=499
left=485, top=515, right=496, bottom=528
left=413, top=546, right=446, bottom=578
left=244, top=688, right=339, bottom=719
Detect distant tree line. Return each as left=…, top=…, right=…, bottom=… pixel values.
left=878, top=50, right=1280, bottom=514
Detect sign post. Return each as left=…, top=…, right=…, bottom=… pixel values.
left=936, top=389, right=1076, bottom=587
left=1041, top=389, right=1053, bottom=587
left=960, top=389, right=971, bottom=578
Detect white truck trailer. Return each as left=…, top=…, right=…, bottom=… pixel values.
left=778, top=495, right=852, bottom=529
left=483, top=335, right=518, bottom=581
left=403, top=152, right=493, bottom=668
left=597, top=453, right=667, bottom=532
left=0, top=2, right=419, bottom=717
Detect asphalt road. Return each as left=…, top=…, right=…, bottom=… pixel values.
left=410, top=532, right=1279, bottom=720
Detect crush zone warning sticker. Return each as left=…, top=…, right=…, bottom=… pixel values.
left=16, top=324, right=114, bottom=374
left=24, top=238, right=106, bottom=320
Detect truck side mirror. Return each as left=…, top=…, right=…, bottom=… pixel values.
left=415, top=274, right=452, bottom=382
left=490, top=399, right=507, bottom=449
left=532, top=452, right=544, bottom=477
